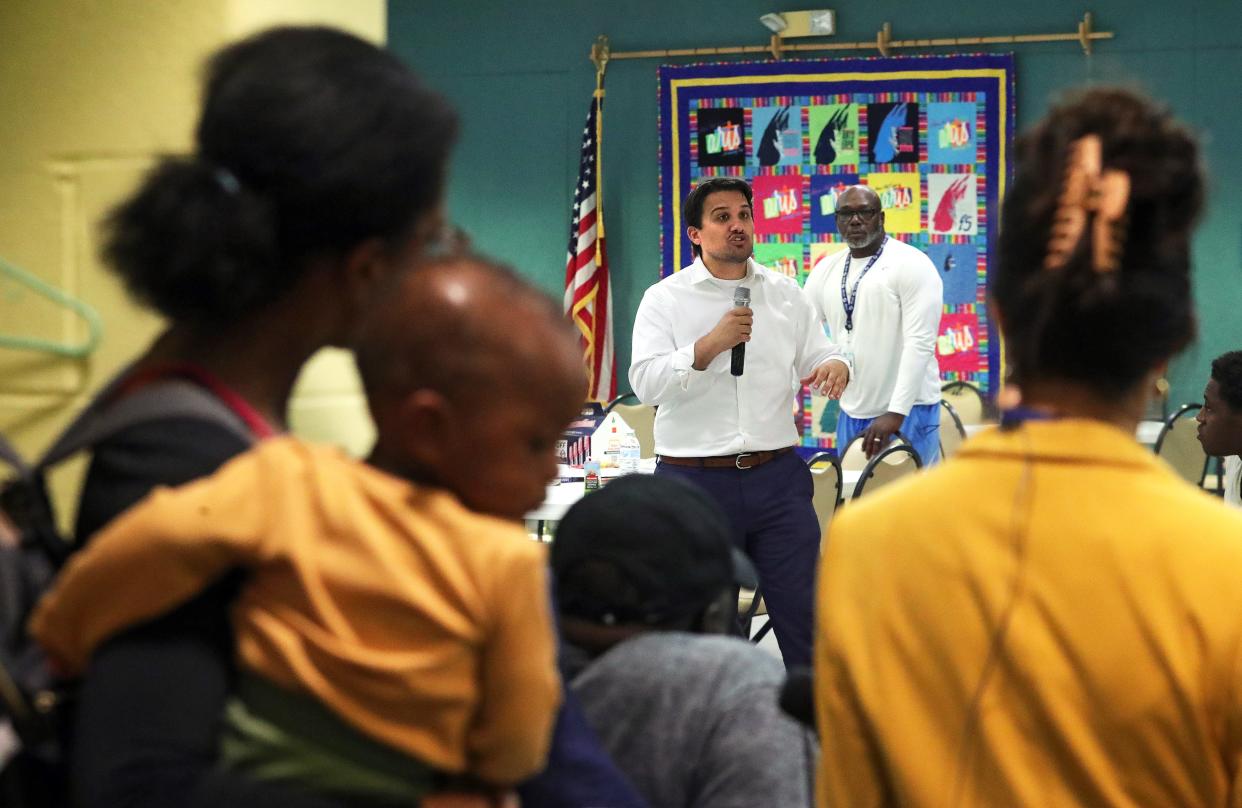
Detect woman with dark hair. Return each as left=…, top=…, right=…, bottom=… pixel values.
left=69, top=25, right=457, bottom=808
left=67, top=26, right=648, bottom=808
left=814, top=88, right=1242, bottom=806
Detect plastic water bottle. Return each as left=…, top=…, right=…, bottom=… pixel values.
left=604, top=425, right=621, bottom=467
left=619, top=432, right=641, bottom=473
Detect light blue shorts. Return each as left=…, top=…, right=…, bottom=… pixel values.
left=837, top=402, right=941, bottom=466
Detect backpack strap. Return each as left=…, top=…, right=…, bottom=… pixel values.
left=0, top=361, right=149, bottom=479
left=0, top=433, right=30, bottom=477
left=37, top=378, right=255, bottom=472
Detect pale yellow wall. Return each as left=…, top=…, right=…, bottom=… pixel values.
left=0, top=0, right=383, bottom=471
left=0, top=1, right=225, bottom=457
left=225, top=0, right=384, bottom=40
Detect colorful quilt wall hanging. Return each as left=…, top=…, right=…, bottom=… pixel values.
left=658, top=54, right=1014, bottom=450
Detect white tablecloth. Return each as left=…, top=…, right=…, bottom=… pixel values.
left=525, top=460, right=658, bottom=523
left=1136, top=419, right=1164, bottom=446
left=528, top=421, right=1168, bottom=524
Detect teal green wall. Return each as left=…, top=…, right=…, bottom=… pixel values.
left=389, top=1, right=1242, bottom=405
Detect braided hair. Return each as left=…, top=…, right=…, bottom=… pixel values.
left=993, top=88, right=1203, bottom=397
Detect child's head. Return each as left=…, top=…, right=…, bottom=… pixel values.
left=356, top=254, right=586, bottom=520
left=1198, top=351, right=1242, bottom=458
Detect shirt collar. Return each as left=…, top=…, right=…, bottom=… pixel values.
left=959, top=418, right=1162, bottom=471
left=685, top=256, right=766, bottom=286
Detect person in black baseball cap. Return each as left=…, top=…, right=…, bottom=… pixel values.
left=551, top=473, right=757, bottom=647
left=549, top=473, right=816, bottom=808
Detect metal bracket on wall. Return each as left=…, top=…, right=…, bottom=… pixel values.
left=0, top=257, right=103, bottom=359
left=591, top=12, right=1111, bottom=63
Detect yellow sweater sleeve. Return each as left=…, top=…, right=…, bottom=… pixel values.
left=29, top=455, right=269, bottom=676
left=816, top=522, right=889, bottom=808
left=467, top=540, right=561, bottom=785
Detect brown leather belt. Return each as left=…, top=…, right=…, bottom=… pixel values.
left=658, top=447, right=793, bottom=470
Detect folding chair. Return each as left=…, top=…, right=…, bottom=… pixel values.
left=737, top=586, right=771, bottom=644
left=941, top=380, right=987, bottom=425
left=840, top=432, right=911, bottom=473
left=852, top=443, right=922, bottom=500
left=1153, top=403, right=1209, bottom=486
left=939, top=399, right=967, bottom=459
left=806, top=451, right=843, bottom=532
left=837, top=435, right=869, bottom=472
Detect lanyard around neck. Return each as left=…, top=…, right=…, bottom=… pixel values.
left=840, top=236, right=887, bottom=333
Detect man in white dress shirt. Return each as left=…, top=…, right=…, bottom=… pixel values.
left=629, top=177, right=849, bottom=667
left=804, top=184, right=944, bottom=464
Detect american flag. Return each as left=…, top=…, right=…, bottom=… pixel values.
left=563, top=91, right=616, bottom=403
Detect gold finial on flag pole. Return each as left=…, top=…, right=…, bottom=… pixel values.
left=591, top=35, right=611, bottom=86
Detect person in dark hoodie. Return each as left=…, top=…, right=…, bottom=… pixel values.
left=551, top=473, right=817, bottom=808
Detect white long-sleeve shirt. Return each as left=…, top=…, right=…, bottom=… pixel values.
left=629, top=257, right=847, bottom=457
left=1225, top=455, right=1241, bottom=508
left=803, top=237, right=943, bottom=419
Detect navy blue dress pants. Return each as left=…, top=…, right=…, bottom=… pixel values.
left=654, top=450, right=819, bottom=667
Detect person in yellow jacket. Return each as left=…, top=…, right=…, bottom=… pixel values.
left=31, top=254, right=584, bottom=806
left=815, top=88, right=1242, bottom=806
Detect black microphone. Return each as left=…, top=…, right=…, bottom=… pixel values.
left=778, top=666, right=816, bottom=731
left=731, top=285, right=750, bottom=377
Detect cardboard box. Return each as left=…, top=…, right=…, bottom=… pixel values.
left=590, top=411, right=635, bottom=467
left=558, top=402, right=606, bottom=467
left=557, top=403, right=639, bottom=468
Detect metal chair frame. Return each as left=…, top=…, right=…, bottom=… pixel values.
left=940, top=380, right=989, bottom=425
left=1153, top=402, right=1209, bottom=487
left=939, top=398, right=967, bottom=459
left=603, top=392, right=637, bottom=411
left=852, top=442, right=923, bottom=500
left=806, top=450, right=844, bottom=522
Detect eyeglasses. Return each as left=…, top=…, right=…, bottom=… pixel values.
left=834, top=207, right=881, bottom=223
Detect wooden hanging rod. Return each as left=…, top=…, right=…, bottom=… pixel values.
left=589, top=12, right=1111, bottom=71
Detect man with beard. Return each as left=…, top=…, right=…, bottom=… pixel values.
left=629, top=177, right=850, bottom=668
left=805, top=184, right=944, bottom=464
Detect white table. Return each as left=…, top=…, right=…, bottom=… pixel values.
left=529, top=422, right=1169, bottom=530
left=525, top=460, right=658, bottom=526
left=1136, top=419, right=1164, bottom=446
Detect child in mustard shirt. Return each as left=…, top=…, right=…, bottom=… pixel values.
left=32, top=254, right=585, bottom=806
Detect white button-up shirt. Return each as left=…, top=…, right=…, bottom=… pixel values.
left=629, top=257, right=847, bottom=457
left=1225, top=455, right=1241, bottom=508
left=803, top=237, right=943, bottom=419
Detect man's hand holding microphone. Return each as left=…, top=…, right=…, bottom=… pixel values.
left=692, top=285, right=849, bottom=400
left=693, top=286, right=752, bottom=372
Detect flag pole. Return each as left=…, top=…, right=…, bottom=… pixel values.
left=564, top=36, right=617, bottom=403
left=590, top=36, right=609, bottom=241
